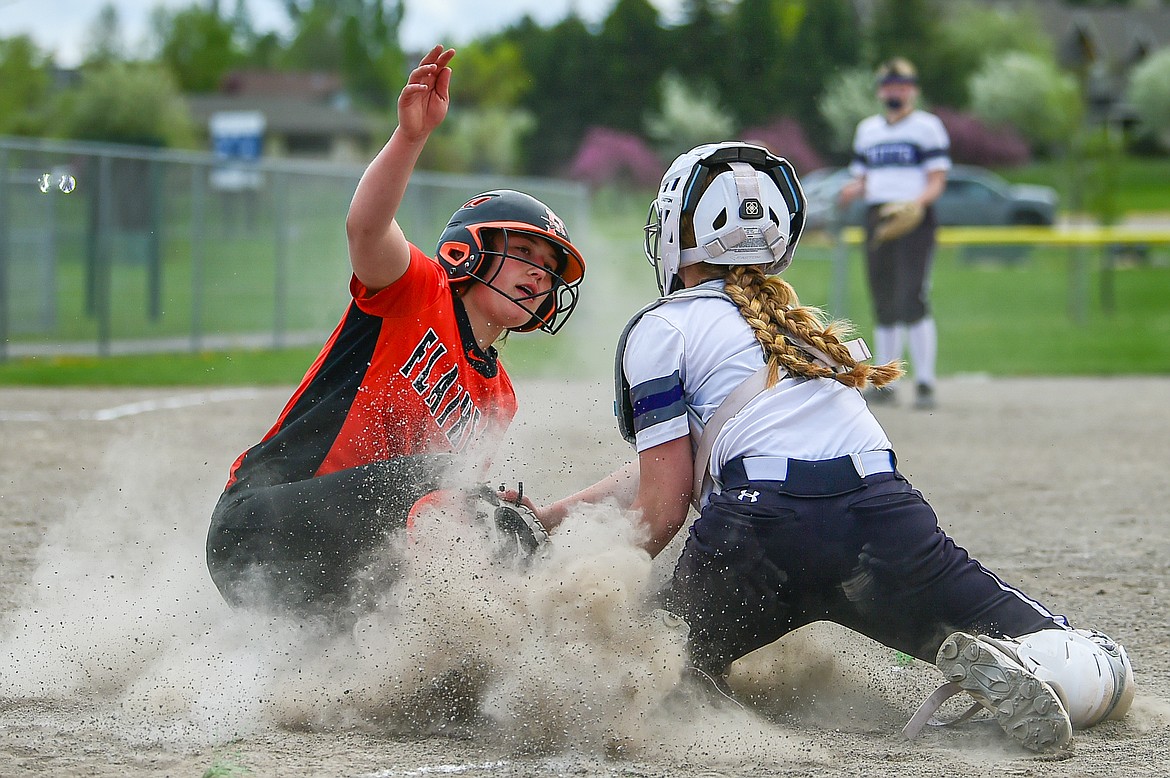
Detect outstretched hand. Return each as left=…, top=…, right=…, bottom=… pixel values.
left=397, top=45, right=455, bottom=141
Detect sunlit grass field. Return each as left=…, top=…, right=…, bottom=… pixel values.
left=2, top=159, right=1168, bottom=386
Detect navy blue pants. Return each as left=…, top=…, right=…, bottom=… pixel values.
left=864, top=205, right=937, bottom=325
left=663, top=465, right=1065, bottom=674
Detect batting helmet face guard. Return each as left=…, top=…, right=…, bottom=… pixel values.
left=436, top=190, right=586, bottom=334
left=644, top=142, right=806, bottom=295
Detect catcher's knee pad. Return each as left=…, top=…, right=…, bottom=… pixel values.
left=986, top=628, right=1136, bottom=728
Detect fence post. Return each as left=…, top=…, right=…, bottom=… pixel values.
left=42, top=170, right=58, bottom=330
left=147, top=157, right=163, bottom=321
left=273, top=171, right=288, bottom=349
left=96, top=154, right=113, bottom=356
left=1099, top=244, right=1115, bottom=316
left=0, top=148, right=9, bottom=362
left=191, top=161, right=207, bottom=351
left=829, top=208, right=850, bottom=319
left=1068, top=244, right=1089, bottom=326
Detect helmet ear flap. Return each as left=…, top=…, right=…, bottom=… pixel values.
left=437, top=239, right=476, bottom=280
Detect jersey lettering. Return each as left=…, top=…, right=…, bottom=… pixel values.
left=864, top=141, right=921, bottom=168
left=400, top=328, right=489, bottom=453
left=400, top=329, right=445, bottom=382
left=446, top=401, right=480, bottom=449
left=425, top=365, right=459, bottom=414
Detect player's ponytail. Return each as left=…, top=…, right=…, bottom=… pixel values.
left=723, top=265, right=902, bottom=389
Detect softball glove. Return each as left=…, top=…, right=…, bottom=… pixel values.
left=872, top=200, right=925, bottom=247
left=473, top=483, right=549, bottom=558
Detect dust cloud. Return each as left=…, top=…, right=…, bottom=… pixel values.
left=0, top=425, right=834, bottom=768
left=5, top=378, right=1170, bottom=774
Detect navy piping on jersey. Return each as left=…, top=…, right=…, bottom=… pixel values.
left=630, top=371, right=686, bottom=434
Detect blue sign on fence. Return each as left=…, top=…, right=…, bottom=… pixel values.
left=209, top=111, right=266, bottom=191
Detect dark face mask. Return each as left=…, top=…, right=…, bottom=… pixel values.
left=884, top=97, right=904, bottom=112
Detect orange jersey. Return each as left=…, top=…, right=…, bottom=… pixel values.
left=226, top=244, right=517, bottom=490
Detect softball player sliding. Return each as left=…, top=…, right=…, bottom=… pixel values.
left=205, top=46, right=585, bottom=619
left=533, top=142, right=1132, bottom=752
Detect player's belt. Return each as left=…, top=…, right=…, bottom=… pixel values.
left=720, top=450, right=896, bottom=497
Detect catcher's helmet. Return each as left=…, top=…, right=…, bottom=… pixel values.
left=436, top=190, right=585, bottom=334
left=644, top=142, right=805, bottom=295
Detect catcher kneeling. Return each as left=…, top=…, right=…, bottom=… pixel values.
left=525, top=141, right=1134, bottom=753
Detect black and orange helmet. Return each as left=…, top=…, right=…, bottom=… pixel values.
left=436, top=190, right=586, bottom=334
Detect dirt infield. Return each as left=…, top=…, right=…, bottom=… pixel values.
left=2, top=376, right=1169, bottom=777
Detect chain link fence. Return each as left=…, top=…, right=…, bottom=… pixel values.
left=0, top=136, right=595, bottom=362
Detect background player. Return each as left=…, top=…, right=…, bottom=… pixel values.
left=205, top=45, right=585, bottom=620
left=839, top=57, right=949, bottom=409
left=532, top=141, right=1132, bottom=752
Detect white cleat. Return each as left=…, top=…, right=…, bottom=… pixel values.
left=935, top=631, right=1072, bottom=752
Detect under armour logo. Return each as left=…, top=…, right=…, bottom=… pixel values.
left=737, top=489, right=760, bottom=503
left=740, top=198, right=762, bottom=219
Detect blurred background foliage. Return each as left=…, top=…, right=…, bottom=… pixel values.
left=2, top=0, right=1170, bottom=184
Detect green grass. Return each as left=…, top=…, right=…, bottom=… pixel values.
left=2, top=162, right=1169, bottom=386
left=998, top=154, right=1170, bottom=215
left=0, top=348, right=322, bottom=386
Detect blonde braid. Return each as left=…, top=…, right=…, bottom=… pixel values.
left=723, top=266, right=902, bottom=389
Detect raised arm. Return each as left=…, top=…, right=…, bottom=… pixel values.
left=346, top=45, right=455, bottom=294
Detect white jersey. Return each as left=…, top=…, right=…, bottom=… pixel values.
left=621, top=281, right=892, bottom=488
left=849, top=110, right=951, bottom=204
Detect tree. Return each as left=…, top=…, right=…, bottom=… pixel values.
left=969, top=51, right=1082, bottom=156
left=644, top=72, right=735, bottom=161
left=280, top=0, right=405, bottom=109
left=54, top=62, right=196, bottom=147
left=782, top=0, right=862, bottom=144
left=153, top=5, right=242, bottom=92
left=421, top=107, right=535, bottom=175
left=869, top=0, right=948, bottom=104
left=1126, top=46, right=1170, bottom=149
left=447, top=39, right=530, bottom=109
left=724, top=0, right=787, bottom=125
left=931, top=3, right=1052, bottom=108
left=596, top=0, right=670, bottom=133
left=83, top=3, right=126, bottom=66
left=0, top=36, right=52, bottom=135
left=670, top=0, right=733, bottom=94
left=818, top=67, right=876, bottom=156
left=511, top=14, right=605, bottom=174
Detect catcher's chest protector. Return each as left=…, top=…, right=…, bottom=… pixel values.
left=614, top=287, right=732, bottom=444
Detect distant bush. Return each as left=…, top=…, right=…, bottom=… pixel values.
left=739, top=117, right=826, bottom=176
left=54, top=62, right=196, bottom=148
left=1126, top=47, right=1170, bottom=151
left=969, top=51, right=1081, bottom=156
left=567, top=126, right=664, bottom=188
left=818, top=67, right=876, bottom=154
left=644, top=72, right=736, bottom=163
left=933, top=107, right=1031, bottom=168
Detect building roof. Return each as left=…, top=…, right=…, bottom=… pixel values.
left=186, top=94, right=379, bottom=138
left=219, top=69, right=345, bottom=99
